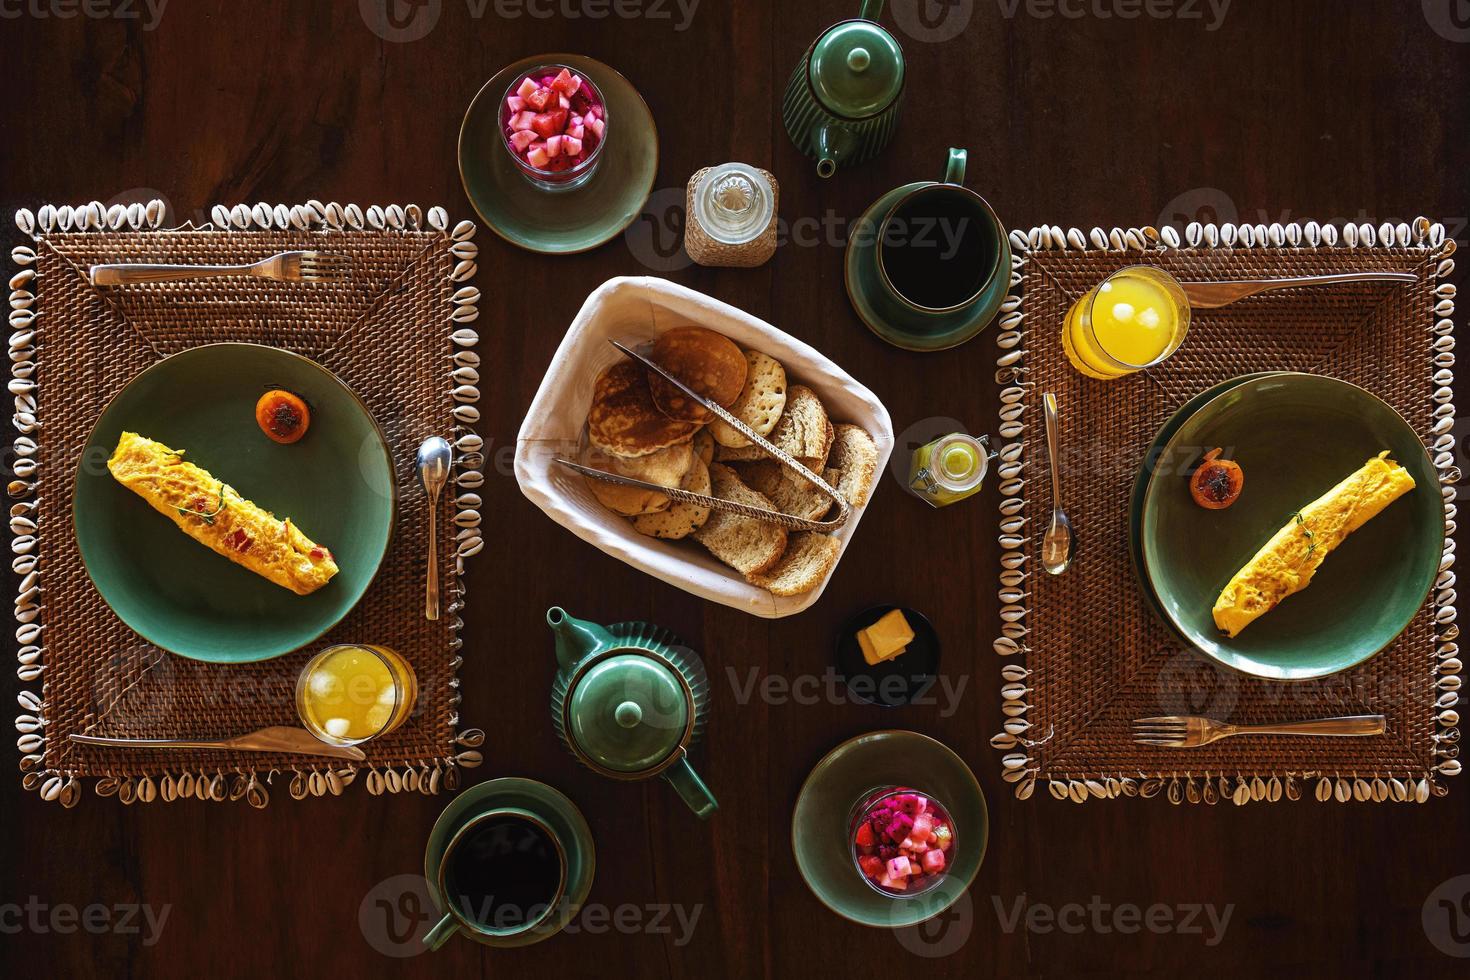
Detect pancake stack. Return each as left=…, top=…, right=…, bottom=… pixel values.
left=581, top=325, right=879, bottom=597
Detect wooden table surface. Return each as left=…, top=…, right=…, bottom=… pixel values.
left=3, top=2, right=1469, bottom=976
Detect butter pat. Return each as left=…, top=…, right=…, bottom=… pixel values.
left=859, top=609, right=915, bottom=666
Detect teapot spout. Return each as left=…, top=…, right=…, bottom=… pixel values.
left=547, top=607, right=614, bottom=671
left=814, top=123, right=853, bottom=179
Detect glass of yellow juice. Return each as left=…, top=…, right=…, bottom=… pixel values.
left=1061, top=265, right=1190, bottom=379
left=296, top=644, right=418, bottom=746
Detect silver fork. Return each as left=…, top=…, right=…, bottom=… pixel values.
left=1133, top=714, right=1385, bottom=748
left=89, top=251, right=349, bottom=286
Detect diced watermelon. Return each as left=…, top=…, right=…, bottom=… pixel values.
left=525, top=87, right=555, bottom=112
left=509, top=130, right=537, bottom=151
left=921, top=849, right=946, bottom=873
left=854, top=823, right=875, bottom=848
left=526, top=143, right=550, bottom=168
left=912, top=813, right=934, bottom=840
left=551, top=68, right=576, bottom=94
left=530, top=112, right=562, bottom=138
left=509, top=111, right=536, bottom=132
left=516, top=77, right=538, bottom=99
left=858, top=855, right=884, bottom=879
left=562, top=136, right=583, bottom=157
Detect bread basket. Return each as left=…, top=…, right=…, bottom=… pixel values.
left=514, top=276, right=895, bottom=617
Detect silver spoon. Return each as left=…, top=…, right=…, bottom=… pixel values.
left=1041, top=392, right=1075, bottom=575
left=417, top=436, right=452, bottom=620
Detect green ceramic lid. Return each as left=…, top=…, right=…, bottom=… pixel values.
left=809, top=20, right=904, bottom=119
left=567, top=654, right=690, bottom=773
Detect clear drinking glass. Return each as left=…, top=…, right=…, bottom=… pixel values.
left=1061, top=265, right=1191, bottom=379
left=296, top=643, right=418, bottom=747
left=848, top=785, right=956, bottom=898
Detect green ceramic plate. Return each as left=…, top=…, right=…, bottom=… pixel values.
left=1140, top=373, right=1443, bottom=680
left=1128, top=373, right=1285, bottom=631
left=458, top=53, right=657, bottom=254
left=73, top=344, right=395, bottom=663
left=424, top=778, right=596, bottom=950
left=792, top=730, right=986, bottom=929
left=843, top=182, right=1011, bottom=352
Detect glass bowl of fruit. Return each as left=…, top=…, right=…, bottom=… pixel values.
left=849, top=786, right=955, bottom=898
left=500, top=65, right=608, bottom=191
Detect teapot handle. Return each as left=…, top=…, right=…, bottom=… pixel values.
left=663, top=753, right=719, bottom=820
left=858, top=0, right=885, bottom=21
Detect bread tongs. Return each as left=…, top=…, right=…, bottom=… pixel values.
left=555, top=341, right=852, bottom=532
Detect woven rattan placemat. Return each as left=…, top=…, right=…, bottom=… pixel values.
left=989, top=218, right=1461, bottom=806
left=10, top=199, right=486, bottom=807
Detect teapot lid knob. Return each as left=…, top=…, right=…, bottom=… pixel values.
left=615, top=701, right=643, bottom=728
left=846, top=47, right=870, bottom=71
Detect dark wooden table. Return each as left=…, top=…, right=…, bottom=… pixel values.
left=3, top=2, right=1468, bottom=976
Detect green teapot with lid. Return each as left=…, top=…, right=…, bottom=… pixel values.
left=782, top=0, right=905, bottom=178
left=547, top=608, right=718, bottom=819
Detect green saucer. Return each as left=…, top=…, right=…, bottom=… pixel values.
left=1140, top=373, right=1443, bottom=680
left=424, top=778, right=596, bottom=950
left=73, top=344, right=395, bottom=664
left=458, top=53, right=658, bottom=254
left=1128, top=373, right=1285, bottom=632
left=792, top=730, right=986, bottom=929
left=843, top=182, right=1011, bottom=352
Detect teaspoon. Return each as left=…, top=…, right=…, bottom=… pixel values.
left=417, top=436, right=452, bottom=620
left=1041, top=392, right=1075, bottom=575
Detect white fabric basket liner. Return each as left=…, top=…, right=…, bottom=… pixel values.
left=515, top=276, right=895, bottom=617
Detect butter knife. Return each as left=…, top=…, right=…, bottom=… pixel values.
left=69, top=725, right=366, bottom=761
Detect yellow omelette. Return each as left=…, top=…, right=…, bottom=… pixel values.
left=1212, top=451, right=1415, bottom=637
left=107, top=432, right=339, bottom=596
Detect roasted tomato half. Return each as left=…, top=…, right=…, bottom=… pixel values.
left=255, top=390, right=311, bottom=444
left=1189, top=448, right=1243, bottom=510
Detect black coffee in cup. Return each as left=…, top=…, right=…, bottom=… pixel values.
left=879, top=188, right=999, bottom=311
left=443, top=814, right=563, bottom=931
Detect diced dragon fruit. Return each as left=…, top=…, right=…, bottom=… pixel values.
left=526, top=143, right=550, bottom=168
left=509, top=129, right=537, bottom=151
left=510, top=111, right=536, bottom=132
left=562, top=136, right=583, bottom=157
left=588, top=116, right=605, bottom=140
left=516, top=77, right=538, bottom=99
left=545, top=135, right=563, bottom=158
left=558, top=93, right=571, bottom=110
left=568, top=124, right=585, bottom=140
left=506, top=95, right=524, bottom=113
left=921, top=850, right=946, bottom=873
left=886, top=856, right=912, bottom=879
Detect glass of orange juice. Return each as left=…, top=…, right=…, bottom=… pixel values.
left=1061, top=266, right=1190, bottom=379
left=296, top=644, right=418, bottom=746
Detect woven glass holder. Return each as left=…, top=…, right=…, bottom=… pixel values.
left=683, top=166, right=778, bottom=268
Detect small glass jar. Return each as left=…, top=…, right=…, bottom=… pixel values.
left=684, top=163, right=778, bottom=267
left=849, top=785, right=956, bottom=898
left=500, top=64, right=609, bottom=192
left=907, top=432, right=995, bottom=508
left=296, top=643, right=418, bottom=747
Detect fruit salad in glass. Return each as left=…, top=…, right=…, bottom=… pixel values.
left=849, top=787, right=955, bottom=897
left=500, top=65, right=608, bottom=190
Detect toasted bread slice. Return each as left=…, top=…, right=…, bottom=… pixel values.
left=734, top=461, right=841, bottom=522
left=710, top=349, right=788, bottom=448
left=749, top=532, right=841, bottom=596
left=631, top=455, right=712, bottom=540
left=692, top=427, right=715, bottom=467
left=692, top=464, right=788, bottom=577
left=828, top=424, right=879, bottom=507
left=715, top=385, right=832, bottom=464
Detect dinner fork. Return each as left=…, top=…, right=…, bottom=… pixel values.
left=89, top=250, right=349, bottom=286
left=1177, top=272, right=1417, bottom=309
left=1133, top=714, right=1385, bottom=748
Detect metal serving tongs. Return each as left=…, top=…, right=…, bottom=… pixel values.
left=556, top=340, right=852, bottom=533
